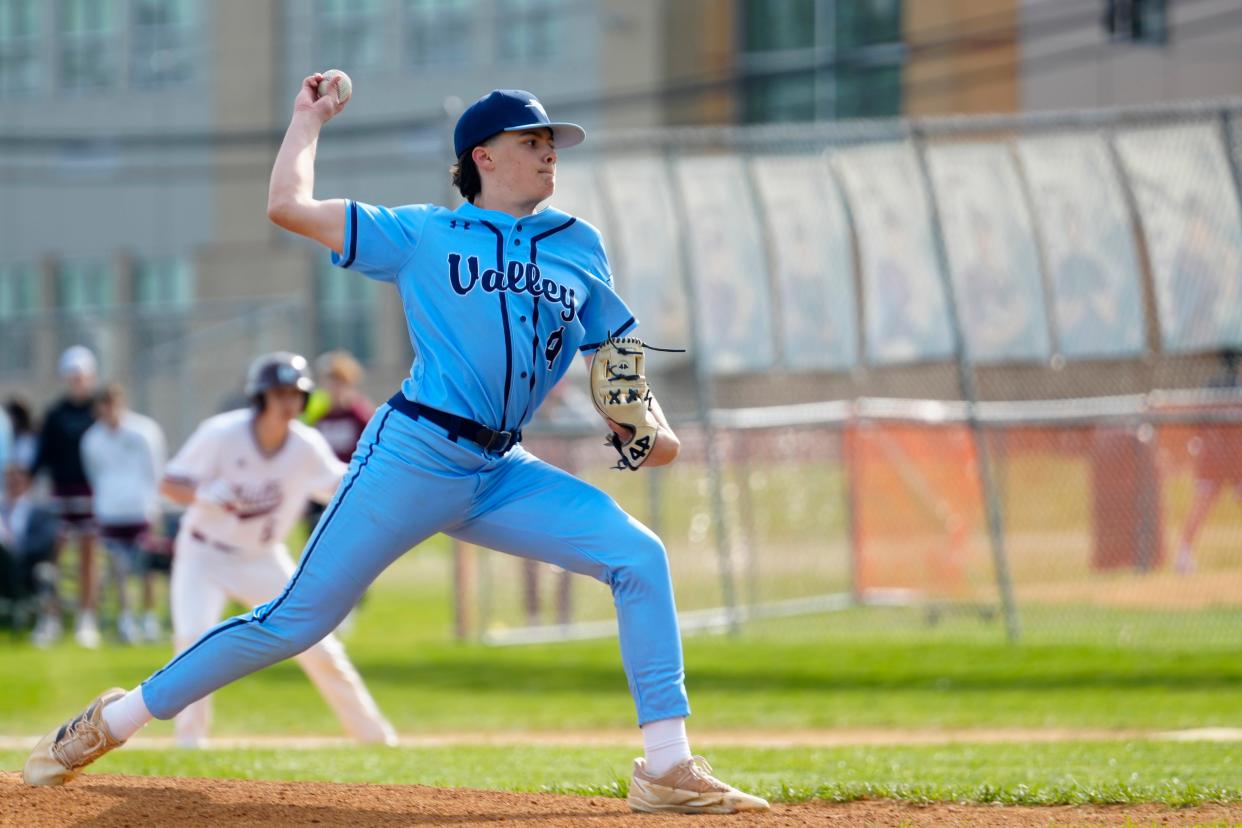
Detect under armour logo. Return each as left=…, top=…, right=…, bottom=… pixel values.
left=449, top=220, right=472, bottom=230
left=526, top=98, right=548, bottom=120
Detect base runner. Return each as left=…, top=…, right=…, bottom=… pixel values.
left=161, top=351, right=394, bottom=747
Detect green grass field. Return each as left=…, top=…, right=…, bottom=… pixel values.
left=3, top=535, right=1242, bottom=806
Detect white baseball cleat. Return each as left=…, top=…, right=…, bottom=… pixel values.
left=23, top=688, right=127, bottom=785
left=627, top=755, right=771, bottom=814
left=30, top=613, right=62, bottom=648
left=74, top=612, right=101, bottom=649
left=141, top=611, right=164, bottom=642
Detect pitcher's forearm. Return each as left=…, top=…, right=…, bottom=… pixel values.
left=268, top=112, right=323, bottom=221
left=266, top=112, right=346, bottom=252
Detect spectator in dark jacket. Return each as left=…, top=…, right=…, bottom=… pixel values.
left=29, top=345, right=101, bottom=647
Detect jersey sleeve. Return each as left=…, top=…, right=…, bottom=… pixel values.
left=163, top=421, right=220, bottom=487
left=331, top=200, right=434, bottom=282
left=302, top=428, right=348, bottom=504
left=576, top=236, right=638, bottom=352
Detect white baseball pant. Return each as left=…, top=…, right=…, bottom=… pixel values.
left=169, top=531, right=395, bottom=747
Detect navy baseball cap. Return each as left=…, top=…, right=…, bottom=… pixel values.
left=453, top=89, right=585, bottom=158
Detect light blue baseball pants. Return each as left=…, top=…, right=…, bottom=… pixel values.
left=142, top=401, right=690, bottom=725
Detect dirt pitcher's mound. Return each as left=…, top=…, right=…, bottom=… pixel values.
left=4, top=773, right=1242, bottom=827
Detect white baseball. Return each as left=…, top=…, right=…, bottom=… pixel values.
left=318, top=69, right=352, bottom=104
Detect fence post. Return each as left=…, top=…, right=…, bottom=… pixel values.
left=665, top=149, right=741, bottom=635
left=911, top=124, right=1021, bottom=643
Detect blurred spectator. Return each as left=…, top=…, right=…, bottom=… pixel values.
left=30, top=345, right=101, bottom=647
left=1175, top=347, right=1242, bottom=573
left=961, top=212, right=1036, bottom=359
left=1170, top=196, right=1240, bottom=351
left=5, top=397, right=39, bottom=470
left=1054, top=204, right=1126, bottom=356
left=80, top=383, right=167, bottom=644
left=303, top=351, right=374, bottom=534
left=870, top=207, right=950, bottom=362
left=310, top=350, right=374, bottom=463
left=0, top=464, right=61, bottom=643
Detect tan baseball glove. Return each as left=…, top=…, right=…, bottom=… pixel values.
left=590, top=337, right=661, bottom=471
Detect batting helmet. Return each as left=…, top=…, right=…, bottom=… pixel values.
left=245, top=351, right=314, bottom=407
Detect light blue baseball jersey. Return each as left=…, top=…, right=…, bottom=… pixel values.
left=140, top=197, right=692, bottom=731
left=331, top=200, right=637, bottom=432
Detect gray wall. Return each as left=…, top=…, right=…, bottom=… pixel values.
left=1021, top=0, right=1242, bottom=111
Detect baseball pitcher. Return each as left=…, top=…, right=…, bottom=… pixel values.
left=25, top=81, right=766, bottom=815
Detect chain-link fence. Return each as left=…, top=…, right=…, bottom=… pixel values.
left=8, top=99, right=1241, bottom=647
left=464, top=99, right=1242, bottom=647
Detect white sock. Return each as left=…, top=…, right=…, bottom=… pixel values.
left=641, top=717, right=692, bottom=777
left=101, top=686, right=153, bottom=741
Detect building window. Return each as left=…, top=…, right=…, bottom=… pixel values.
left=835, top=0, right=902, bottom=51
left=740, top=0, right=903, bottom=123
left=834, top=62, right=902, bottom=119
left=316, top=259, right=377, bottom=363
left=0, top=0, right=42, bottom=97
left=133, top=255, right=192, bottom=306
left=56, top=258, right=115, bottom=359
left=57, top=0, right=118, bottom=91
left=132, top=256, right=193, bottom=371
left=0, top=263, right=39, bottom=376
left=130, top=0, right=195, bottom=87
left=404, top=0, right=473, bottom=67
left=741, top=0, right=818, bottom=122
left=316, top=0, right=384, bottom=73
left=499, top=0, right=563, bottom=65
left=1103, top=0, right=1168, bottom=45
left=57, top=259, right=114, bottom=310
left=745, top=0, right=816, bottom=53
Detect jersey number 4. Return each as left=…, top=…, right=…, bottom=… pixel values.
left=544, top=326, right=565, bottom=371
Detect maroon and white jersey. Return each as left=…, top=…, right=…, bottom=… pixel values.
left=315, top=399, right=373, bottom=463
left=165, top=409, right=346, bottom=551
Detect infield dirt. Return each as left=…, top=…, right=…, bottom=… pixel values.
left=4, top=773, right=1241, bottom=827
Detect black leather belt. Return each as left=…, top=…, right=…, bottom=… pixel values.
left=190, top=528, right=238, bottom=553
left=387, top=393, right=521, bottom=455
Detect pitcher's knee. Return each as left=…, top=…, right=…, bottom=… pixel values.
left=608, top=530, right=672, bottom=596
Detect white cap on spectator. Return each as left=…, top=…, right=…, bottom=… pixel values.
left=58, top=345, right=98, bottom=378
